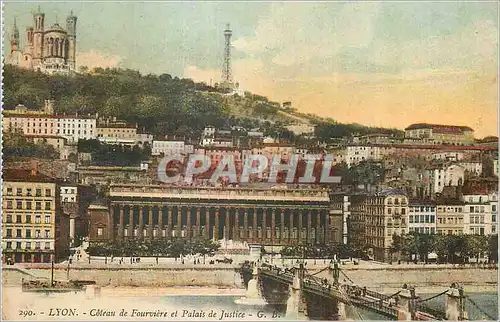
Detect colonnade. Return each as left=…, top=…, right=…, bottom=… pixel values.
left=109, top=204, right=331, bottom=245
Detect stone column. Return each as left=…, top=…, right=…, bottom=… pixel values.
left=138, top=206, right=144, bottom=239
left=128, top=206, right=133, bottom=239
left=176, top=208, right=182, bottom=238
left=253, top=208, right=258, bottom=242
left=298, top=210, right=303, bottom=244
left=234, top=208, right=239, bottom=241
left=214, top=208, right=219, bottom=241
left=167, top=207, right=173, bottom=238
left=243, top=208, right=249, bottom=241
left=196, top=207, right=201, bottom=238
left=205, top=208, right=210, bottom=238
left=316, top=211, right=322, bottom=244
left=290, top=210, right=294, bottom=243
left=271, top=208, right=276, bottom=243
left=158, top=206, right=163, bottom=238
left=263, top=209, right=269, bottom=242
left=225, top=208, right=230, bottom=240
left=280, top=209, right=285, bottom=245
left=119, top=205, right=124, bottom=240
left=109, top=206, right=115, bottom=241
left=307, top=210, right=312, bottom=244
left=186, top=207, right=192, bottom=239
left=148, top=206, right=153, bottom=240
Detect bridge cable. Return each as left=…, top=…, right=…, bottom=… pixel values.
left=416, top=289, right=450, bottom=303
left=308, top=266, right=330, bottom=276
left=359, top=290, right=401, bottom=304
left=466, top=296, right=495, bottom=320
left=336, top=282, right=365, bottom=321
left=339, top=269, right=355, bottom=284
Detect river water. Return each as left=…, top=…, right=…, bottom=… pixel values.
left=3, top=287, right=497, bottom=321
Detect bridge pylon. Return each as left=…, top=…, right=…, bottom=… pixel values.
left=286, top=263, right=308, bottom=320
left=246, top=262, right=263, bottom=300
left=396, top=284, right=418, bottom=320
left=445, top=283, right=468, bottom=320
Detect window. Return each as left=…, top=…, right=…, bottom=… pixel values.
left=36, top=188, right=41, bottom=197
left=45, top=189, right=51, bottom=197
left=16, top=242, right=21, bottom=249
left=35, top=242, right=41, bottom=249
left=26, top=230, right=31, bottom=238
left=45, top=242, right=50, bottom=249
left=16, top=215, right=22, bottom=223
left=493, top=205, right=497, bottom=212
left=35, top=230, right=41, bottom=238
left=387, top=208, right=392, bottom=215
left=36, top=202, right=41, bottom=210
left=26, top=242, right=31, bottom=250
left=6, top=200, right=12, bottom=209
left=26, top=201, right=32, bottom=209
left=493, top=215, right=497, bottom=223
left=469, top=206, right=474, bottom=213
left=16, top=200, right=22, bottom=209
left=44, top=216, right=50, bottom=224
left=402, top=208, right=406, bottom=215
left=6, top=187, right=13, bottom=195
left=6, top=242, right=12, bottom=249
left=430, top=215, right=435, bottom=223
left=45, top=202, right=51, bottom=210
left=6, top=215, right=13, bottom=223
left=44, top=230, right=50, bottom=238
left=97, top=228, right=103, bottom=236
left=409, top=215, right=414, bottom=223
left=35, top=215, right=41, bottom=224
left=16, top=188, right=22, bottom=196
left=6, top=229, right=12, bottom=238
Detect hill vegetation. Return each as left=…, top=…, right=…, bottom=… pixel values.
left=3, top=65, right=402, bottom=141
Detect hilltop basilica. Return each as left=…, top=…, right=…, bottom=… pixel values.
left=7, top=7, right=77, bottom=75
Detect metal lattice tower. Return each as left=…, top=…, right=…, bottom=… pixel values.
left=221, top=23, right=233, bottom=84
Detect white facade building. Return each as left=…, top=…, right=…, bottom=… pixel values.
left=430, top=164, right=465, bottom=194
left=152, top=140, right=186, bottom=156
left=408, top=202, right=437, bottom=234
left=345, top=145, right=395, bottom=167
left=432, top=151, right=464, bottom=161
left=463, top=193, right=492, bottom=235
left=60, top=185, right=77, bottom=203
left=457, top=162, right=483, bottom=177
left=56, top=116, right=97, bottom=143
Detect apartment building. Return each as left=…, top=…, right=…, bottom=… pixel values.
left=349, top=189, right=408, bottom=262
left=2, top=169, right=69, bottom=263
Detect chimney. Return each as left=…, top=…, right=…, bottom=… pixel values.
left=30, top=159, right=38, bottom=176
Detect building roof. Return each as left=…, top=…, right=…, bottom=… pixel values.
left=376, top=188, right=407, bottom=196
left=3, top=169, right=58, bottom=183
left=405, top=123, right=473, bottom=133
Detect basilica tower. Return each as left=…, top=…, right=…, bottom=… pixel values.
left=66, top=11, right=77, bottom=71
left=32, top=6, right=45, bottom=67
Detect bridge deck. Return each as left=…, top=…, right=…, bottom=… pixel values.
left=243, top=265, right=445, bottom=320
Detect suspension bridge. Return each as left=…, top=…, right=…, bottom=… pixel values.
left=239, top=261, right=495, bottom=320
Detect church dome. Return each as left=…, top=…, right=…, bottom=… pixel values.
left=46, top=23, right=67, bottom=33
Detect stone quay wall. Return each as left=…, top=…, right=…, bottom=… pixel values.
left=3, top=267, right=243, bottom=288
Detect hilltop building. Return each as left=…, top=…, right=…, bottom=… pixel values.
left=6, top=7, right=77, bottom=75
left=404, top=123, right=474, bottom=146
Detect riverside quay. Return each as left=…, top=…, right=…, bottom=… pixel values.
left=92, top=184, right=338, bottom=245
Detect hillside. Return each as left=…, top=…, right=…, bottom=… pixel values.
left=3, top=65, right=403, bottom=140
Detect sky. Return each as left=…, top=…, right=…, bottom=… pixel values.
left=4, top=1, right=499, bottom=137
